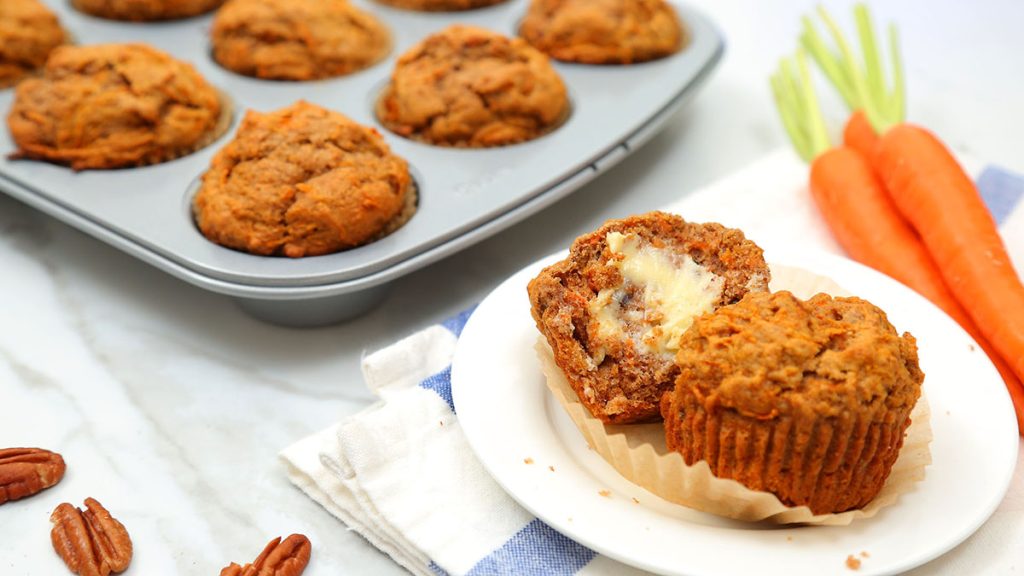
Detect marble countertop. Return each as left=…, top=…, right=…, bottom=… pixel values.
left=2, top=0, right=1022, bottom=574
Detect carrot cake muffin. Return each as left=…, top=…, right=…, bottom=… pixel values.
left=520, top=0, right=684, bottom=64
left=377, top=25, right=568, bottom=148
left=374, top=0, right=507, bottom=12
left=528, top=212, right=771, bottom=424
left=7, top=43, right=225, bottom=170
left=211, top=0, right=390, bottom=81
left=72, top=0, right=223, bottom=21
left=193, top=101, right=415, bottom=258
left=663, top=291, right=924, bottom=514
left=0, top=0, right=66, bottom=88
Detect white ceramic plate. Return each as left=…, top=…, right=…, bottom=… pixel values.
left=450, top=249, right=1019, bottom=576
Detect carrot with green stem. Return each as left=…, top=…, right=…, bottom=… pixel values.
left=801, top=4, right=902, bottom=157
left=772, top=51, right=963, bottom=313
left=798, top=4, right=1024, bottom=431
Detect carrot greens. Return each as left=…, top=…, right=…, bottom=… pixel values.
left=800, top=4, right=904, bottom=133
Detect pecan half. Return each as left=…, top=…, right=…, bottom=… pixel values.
left=220, top=534, right=311, bottom=576
left=51, top=497, right=132, bottom=576
left=0, top=447, right=66, bottom=504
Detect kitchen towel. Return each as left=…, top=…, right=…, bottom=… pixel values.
left=280, top=149, right=1024, bottom=576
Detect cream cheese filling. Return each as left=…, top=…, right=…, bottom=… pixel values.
left=589, top=231, right=724, bottom=357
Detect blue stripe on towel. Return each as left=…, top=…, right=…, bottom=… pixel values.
left=442, top=305, right=478, bottom=338
left=419, top=365, right=455, bottom=413
left=977, top=166, right=1024, bottom=226
left=422, top=305, right=477, bottom=413
left=465, top=519, right=597, bottom=576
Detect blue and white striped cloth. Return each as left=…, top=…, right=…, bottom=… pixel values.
left=280, top=150, right=1023, bottom=576
left=280, top=306, right=640, bottom=576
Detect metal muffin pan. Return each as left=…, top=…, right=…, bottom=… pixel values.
left=0, top=0, right=723, bottom=326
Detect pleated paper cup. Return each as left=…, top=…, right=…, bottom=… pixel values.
left=537, top=263, right=933, bottom=525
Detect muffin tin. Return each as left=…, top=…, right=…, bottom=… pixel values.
left=0, top=0, right=723, bottom=326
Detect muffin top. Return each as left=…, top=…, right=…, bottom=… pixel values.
left=373, top=0, right=507, bottom=12
left=7, top=43, right=224, bottom=170
left=377, top=25, right=568, bottom=148
left=211, top=0, right=390, bottom=81
left=528, top=211, right=770, bottom=423
left=193, top=101, right=414, bottom=258
left=72, top=0, right=223, bottom=21
left=0, top=0, right=66, bottom=88
left=675, top=291, right=924, bottom=420
left=520, top=0, right=684, bottom=64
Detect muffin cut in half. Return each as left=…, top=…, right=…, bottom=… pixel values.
left=528, top=212, right=771, bottom=424
left=662, top=291, right=924, bottom=514
left=7, top=43, right=227, bottom=170
left=193, top=101, right=415, bottom=258
left=520, top=0, right=685, bottom=64
left=377, top=25, right=569, bottom=148
left=211, top=0, right=390, bottom=81
left=72, top=0, right=223, bottom=21
left=0, top=0, right=67, bottom=89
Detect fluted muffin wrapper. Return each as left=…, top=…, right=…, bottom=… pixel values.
left=537, top=263, right=933, bottom=525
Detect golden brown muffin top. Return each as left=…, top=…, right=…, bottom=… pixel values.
left=193, top=101, right=413, bottom=258
left=377, top=25, right=568, bottom=147
left=0, top=0, right=66, bottom=88
left=675, top=291, right=923, bottom=420
left=374, top=0, right=507, bottom=12
left=72, top=0, right=223, bottom=21
left=211, top=0, right=390, bottom=81
left=7, top=43, right=223, bottom=170
left=520, top=0, right=684, bottom=64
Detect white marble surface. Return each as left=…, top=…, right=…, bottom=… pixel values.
left=2, top=0, right=1022, bottom=574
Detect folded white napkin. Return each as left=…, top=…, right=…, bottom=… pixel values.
left=281, top=149, right=1024, bottom=575
left=281, top=313, right=638, bottom=575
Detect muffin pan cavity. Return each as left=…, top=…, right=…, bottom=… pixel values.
left=0, top=0, right=723, bottom=326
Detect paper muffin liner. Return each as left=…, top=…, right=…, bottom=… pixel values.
left=374, top=180, right=419, bottom=240
left=537, top=263, right=933, bottom=525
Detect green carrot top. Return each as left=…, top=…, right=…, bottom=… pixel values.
left=770, top=48, right=831, bottom=162
left=800, top=4, right=905, bottom=133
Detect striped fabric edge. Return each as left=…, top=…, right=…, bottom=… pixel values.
left=419, top=306, right=597, bottom=576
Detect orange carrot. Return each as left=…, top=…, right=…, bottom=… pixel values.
left=801, top=4, right=1024, bottom=431
left=875, top=124, right=1024, bottom=384
left=811, top=146, right=1024, bottom=431
left=842, top=110, right=879, bottom=159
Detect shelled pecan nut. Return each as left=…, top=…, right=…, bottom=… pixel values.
left=51, top=497, right=132, bottom=576
left=0, top=447, right=66, bottom=504
left=220, top=534, right=311, bottom=576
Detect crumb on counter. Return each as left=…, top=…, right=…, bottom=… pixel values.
left=524, top=458, right=534, bottom=465
left=548, top=466, right=555, bottom=472
left=861, top=551, right=870, bottom=558
left=846, top=555, right=861, bottom=570
left=632, top=497, right=640, bottom=504
left=598, top=490, right=612, bottom=498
